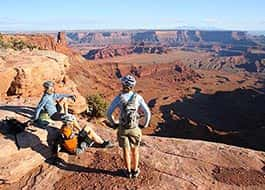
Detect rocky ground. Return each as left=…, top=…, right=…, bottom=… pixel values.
left=1, top=109, right=265, bottom=190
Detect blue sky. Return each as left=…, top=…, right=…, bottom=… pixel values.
left=0, top=0, right=265, bottom=31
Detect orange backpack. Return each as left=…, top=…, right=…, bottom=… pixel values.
left=60, top=125, right=78, bottom=154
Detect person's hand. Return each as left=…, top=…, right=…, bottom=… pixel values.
left=70, top=95, right=76, bottom=102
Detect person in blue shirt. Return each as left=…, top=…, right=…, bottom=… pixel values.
left=34, top=81, right=76, bottom=123
left=107, top=75, right=151, bottom=179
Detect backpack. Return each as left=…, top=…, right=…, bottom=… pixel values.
left=3, top=117, right=27, bottom=134
left=3, top=117, right=28, bottom=150
left=59, top=125, right=78, bottom=154
left=120, top=93, right=140, bottom=129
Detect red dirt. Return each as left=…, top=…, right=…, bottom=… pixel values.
left=212, top=166, right=265, bottom=186
left=54, top=148, right=160, bottom=190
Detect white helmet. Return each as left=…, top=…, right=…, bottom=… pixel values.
left=61, top=114, right=76, bottom=124
left=121, top=75, right=136, bottom=88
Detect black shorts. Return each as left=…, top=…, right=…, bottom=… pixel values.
left=50, top=112, right=66, bottom=121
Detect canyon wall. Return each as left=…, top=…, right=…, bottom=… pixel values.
left=67, top=30, right=254, bottom=46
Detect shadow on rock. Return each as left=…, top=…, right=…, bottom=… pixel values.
left=46, top=157, right=122, bottom=177
left=0, top=105, right=35, bottom=119
left=0, top=120, right=58, bottom=158
left=156, top=87, right=265, bottom=151
left=0, top=119, right=118, bottom=177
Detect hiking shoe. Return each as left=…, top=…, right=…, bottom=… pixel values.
left=50, top=157, right=66, bottom=167
left=132, top=168, right=140, bottom=178
left=101, top=140, right=114, bottom=148
left=122, top=170, right=132, bottom=179
left=76, top=147, right=85, bottom=155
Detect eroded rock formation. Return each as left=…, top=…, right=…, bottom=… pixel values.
left=0, top=49, right=86, bottom=114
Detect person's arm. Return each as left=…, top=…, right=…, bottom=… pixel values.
left=106, top=96, right=120, bottom=126
left=54, top=93, right=72, bottom=100
left=34, top=97, right=48, bottom=121
left=139, top=96, right=151, bottom=128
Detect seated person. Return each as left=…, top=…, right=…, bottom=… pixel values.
left=53, top=114, right=113, bottom=156
left=34, top=80, right=77, bottom=124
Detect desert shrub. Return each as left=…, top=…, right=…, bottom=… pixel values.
left=86, top=94, right=109, bottom=118
left=0, top=34, right=5, bottom=48
left=11, top=39, right=28, bottom=50
left=27, top=44, right=38, bottom=50
left=0, top=40, right=4, bottom=48
left=0, top=35, right=39, bottom=51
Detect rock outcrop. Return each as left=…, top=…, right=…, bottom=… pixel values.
left=0, top=49, right=87, bottom=114
left=2, top=34, right=56, bottom=50
left=1, top=114, right=265, bottom=190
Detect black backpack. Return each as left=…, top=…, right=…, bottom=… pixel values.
left=4, top=117, right=28, bottom=133
left=3, top=117, right=28, bottom=149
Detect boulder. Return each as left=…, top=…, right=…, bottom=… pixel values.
left=0, top=49, right=86, bottom=114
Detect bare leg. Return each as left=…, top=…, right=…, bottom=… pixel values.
left=123, top=147, right=131, bottom=172
left=83, top=126, right=104, bottom=144
left=58, top=98, right=69, bottom=114
left=62, top=98, right=69, bottom=114
left=131, top=146, right=139, bottom=171
left=73, top=119, right=81, bottom=131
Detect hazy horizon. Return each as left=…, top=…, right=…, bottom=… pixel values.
left=1, top=0, right=265, bottom=31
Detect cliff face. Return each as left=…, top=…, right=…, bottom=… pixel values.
left=67, top=31, right=132, bottom=46
left=83, top=45, right=167, bottom=60
left=67, top=30, right=253, bottom=46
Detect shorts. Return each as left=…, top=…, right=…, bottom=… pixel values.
left=76, top=130, right=94, bottom=154
left=50, top=112, right=66, bottom=121
left=117, top=126, right=142, bottom=148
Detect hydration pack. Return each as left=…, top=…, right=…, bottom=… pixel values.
left=120, top=93, right=140, bottom=129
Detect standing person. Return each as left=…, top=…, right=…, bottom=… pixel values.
left=34, top=81, right=79, bottom=127
left=107, top=75, right=151, bottom=179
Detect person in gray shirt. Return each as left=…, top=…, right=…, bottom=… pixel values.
left=107, top=75, right=151, bottom=179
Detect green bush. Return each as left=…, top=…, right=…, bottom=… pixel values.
left=11, top=39, right=27, bottom=50
left=86, top=94, right=109, bottom=118
left=0, top=40, right=4, bottom=48
left=0, top=34, right=5, bottom=48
